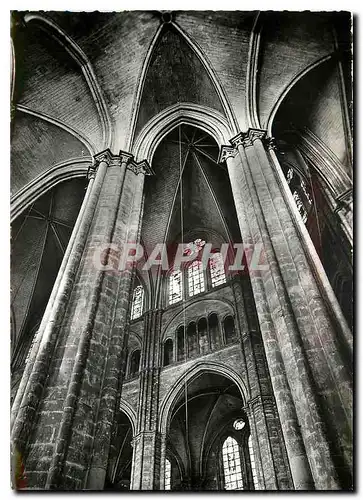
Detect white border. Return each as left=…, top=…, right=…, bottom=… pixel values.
left=2, top=3, right=358, bottom=498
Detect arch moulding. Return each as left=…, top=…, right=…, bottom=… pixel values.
left=158, top=361, right=249, bottom=435
left=131, top=103, right=234, bottom=164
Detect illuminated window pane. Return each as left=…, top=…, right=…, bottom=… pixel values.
left=169, top=270, right=183, bottom=305
left=188, top=261, right=205, bottom=297
left=210, top=252, right=226, bottom=288
left=248, top=435, right=260, bottom=490
left=183, top=238, right=206, bottom=257
left=131, top=285, right=144, bottom=320
left=233, top=418, right=245, bottom=431
left=222, top=436, right=243, bottom=490
left=165, top=458, right=171, bottom=490
left=293, top=190, right=308, bottom=224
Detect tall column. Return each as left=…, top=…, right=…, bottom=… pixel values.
left=130, top=309, right=165, bottom=490
left=11, top=149, right=152, bottom=490
left=232, top=277, right=296, bottom=490
left=220, top=129, right=352, bottom=490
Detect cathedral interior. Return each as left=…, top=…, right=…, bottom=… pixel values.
left=10, top=10, right=353, bottom=491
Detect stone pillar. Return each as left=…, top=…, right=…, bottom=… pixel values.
left=11, top=149, right=152, bottom=490
left=232, top=277, right=295, bottom=490
left=220, top=129, right=353, bottom=490
left=130, top=309, right=165, bottom=490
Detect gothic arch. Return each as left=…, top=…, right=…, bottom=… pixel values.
left=266, top=54, right=334, bottom=137
left=127, top=20, right=238, bottom=152
left=172, top=21, right=239, bottom=133
left=17, top=105, right=97, bottom=155
left=132, top=103, right=233, bottom=164
left=22, top=12, right=112, bottom=149
left=11, top=37, right=15, bottom=103
left=245, top=12, right=264, bottom=129
left=11, top=157, right=90, bottom=222
left=159, top=362, right=249, bottom=434
left=119, top=400, right=137, bottom=436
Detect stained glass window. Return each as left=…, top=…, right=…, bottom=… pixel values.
left=248, top=435, right=260, bottom=490
left=131, top=285, right=144, bottom=320
left=188, top=260, right=205, bottom=297
left=183, top=238, right=206, bottom=257
left=222, top=436, right=243, bottom=490
left=165, top=458, right=171, bottom=490
left=210, top=252, right=226, bottom=287
left=169, top=270, right=183, bottom=305
left=293, top=190, right=308, bottom=223
left=233, top=418, right=245, bottom=431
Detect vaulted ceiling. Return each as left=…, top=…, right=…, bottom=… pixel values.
left=11, top=10, right=349, bottom=201
left=11, top=178, right=87, bottom=362
left=139, top=124, right=241, bottom=296
left=10, top=10, right=351, bottom=352
left=169, top=372, right=243, bottom=482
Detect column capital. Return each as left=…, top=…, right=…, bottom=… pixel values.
left=94, top=148, right=133, bottom=167
left=93, top=149, right=155, bottom=176
left=128, top=158, right=155, bottom=176
left=218, top=128, right=272, bottom=163
left=231, top=128, right=267, bottom=148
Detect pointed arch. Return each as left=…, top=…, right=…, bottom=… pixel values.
left=11, top=157, right=90, bottom=222
left=11, top=37, right=15, bottom=103
left=159, top=362, right=249, bottom=434
left=266, top=54, right=334, bottom=136
left=16, top=104, right=97, bottom=155
left=22, top=12, right=112, bottom=149
left=172, top=21, right=239, bottom=133
left=245, top=12, right=263, bottom=129
left=222, top=435, right=244, bottom=490
left=132, top=103, right=233, bottom=164
left=127, top=21, right=238, bottom=152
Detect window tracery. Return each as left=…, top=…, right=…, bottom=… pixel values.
left=210, top=252, right=226, bottom=287
left=165, top=458, right=171, bottom=490
left=183, top=238, right=206, bottom=257
left=169, top=270, right=183, bottom=305
left=130, top=285, right=144, bottom=320
left=188, top=260, right=205, bottom=296
left=222, top=436, right=243, bottom=490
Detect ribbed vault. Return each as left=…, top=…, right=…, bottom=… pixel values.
left=134, top=24, right=225, bottom=137
left=168, top=372, right=244, bottom=489
left=11, top=178, right=87, bottom=366
left=139, top=125, right=241, bottom=292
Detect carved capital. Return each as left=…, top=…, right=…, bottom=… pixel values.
left=231, top=128, right=267, bottom=149
left=218, top=128, right=269, bottom=163
left=218, top=145, right=238, bottom=163
left=93, top=149, right=134, bottom=168
left=128, top=159, right=154, bottom=176
left=87, top=162, right=98, bottom=181
left=264, top=136, right=277, bottom=151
